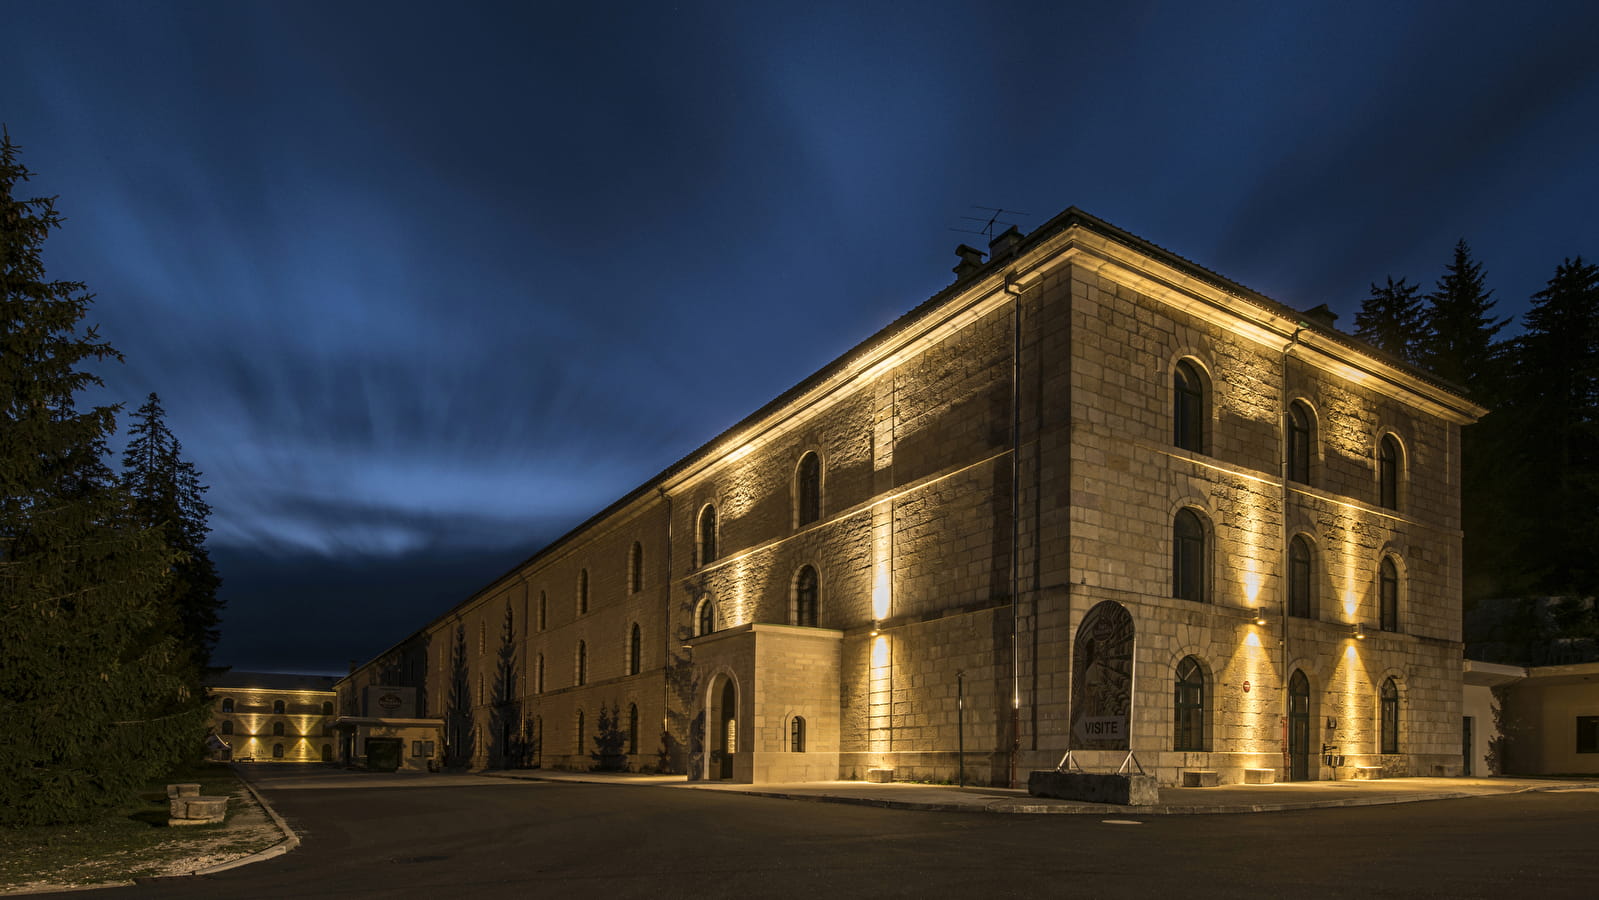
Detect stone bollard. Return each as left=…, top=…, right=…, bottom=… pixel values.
left=167, top=784, right=228, bottom=826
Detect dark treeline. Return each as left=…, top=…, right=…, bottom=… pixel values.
left=1354, top=242, right=1599, bottom=662
left=1, top=132, right=220, bottom=825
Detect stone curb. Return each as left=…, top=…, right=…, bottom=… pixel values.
left=140, top=767, right=301, bottom=881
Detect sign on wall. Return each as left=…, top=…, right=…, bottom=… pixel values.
left=1069, top=600, right=1135, bottom=751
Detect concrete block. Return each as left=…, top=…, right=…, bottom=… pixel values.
left=1351, top=766, right=1383, bottom=780
left=168, top=795, right=228, bottom=825
left=1243, top=768, right=1276, bottom=784
left=1028, top=771, right=1160, bottom=806
left=866, top=767, right=895, bottom=783
left=1181, top=770, right=1220, bottom=787
left=166, top=783, right=200, bottom=799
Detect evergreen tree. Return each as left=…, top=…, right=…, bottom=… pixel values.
left=1419, top=240, right=1510, bottom=394
left=1354, top=276, right=1426, bottom=363
left=1, top=131, right=206, bottom=825
left=590, top=703, right=626, bottom=772
left=123, top=392, right=222, bottom=679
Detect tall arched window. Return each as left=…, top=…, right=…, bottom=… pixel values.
left=793, top=565, right=819, bottom=627
left=1287, top=400, right=1313, bottom=484
left=220, top=720, right=233, bottom=735
left=696, top=599, right=717, bottom=637
left=1172, top=509, right=1208, bottom=603
left=575, top=710, right=585, bottom=754
left=1174, top=656, right=1206, bottom=752
left=535, top=653, right=545, bottom=694
left=577, top=569, right=589, bottom=615
left=698, top=505, right=718, bottom=566
left=538, top=591, right=547, bottom=631
left=796, top=452, right=822, bottom=527
left=221, top=698, right=234, bottom=713
left=1380, top=677, right=1400, bottom=753
left=1379, top=557, right=1400, bottom=632
left=272, top=722, right=285, bottom=737
left=628, top=703, right=639, bottom=755
left=1379, top=435, right=1402, bottom=510
left=791, top=716, right=807, bottom=753
left=629, top=542, right=644, bottom=593
left=576, top=641, right=587, bottom=686
left=628, top=623, right=642, bottom=675
left=1288, top=535, right=1314, bottom=618
left=273, top=699, right=286, bottom=714
left=1174, top=359, right=1206, bottom=453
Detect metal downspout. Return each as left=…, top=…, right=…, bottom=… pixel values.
left=1280, top=327, right=1303, bottom=774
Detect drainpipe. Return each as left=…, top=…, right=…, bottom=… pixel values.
left=1280, top=325, right=1304, bottom=774
left=1005, top=277, right=1025, bottom=788
left=658, top=487, right=673, bottom=745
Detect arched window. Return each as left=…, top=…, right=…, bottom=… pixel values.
left=536, top=653, right=545, bottom=694
left=220, top=698, right=234, bottom=713
left=1380, top=677, right=1400, bottom=753
left=321, top=744, right=333, bottom=763
left=628, top=703, right=639, bottom=755
left=273, top=743, right=284, bottom=759
left=792, top=565, right=819, bottom=627
left=577, top=569, right=589, bottom=615
left=576, top=641, right=587, bottom=686
left=698, top=505, right=718, bottom=566
left=1288, top=535, right=1314, bottom=618
left=576, top=710, right=585, bottom=754
left=1379, top=435, right=1402, bottom=510
left=1287, top=400, right=1313, bottom=484
left=697, top=599, right=717, bottom=637
left=629, top=623, right=642, bottom=675
left=1174, top=656, right=1206, bottom=752
left=796, top=452, right=822, bottom=527
left=629, top=542, right=644, bottom=593
left=272, top=699, right=286, bottom=714
left=1379, top=557, right=1400, bottom=632
left=272, top=722, right=285, bottom=737
left=790, top=716, right=807, bottom=753
left=220, top=720, right=233, bottom=735
left=1173, top=359, right=1206, bottom=453
left=321, top=701, right=333, bottom=716
left=1172, top=509, right=1208, bottom=603
left=538, top=591, right=547, bottom=631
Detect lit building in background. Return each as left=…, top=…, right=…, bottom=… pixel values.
left=341, top=208, right=1483, bottom=785
left=208, top=671, right=340, bottom=763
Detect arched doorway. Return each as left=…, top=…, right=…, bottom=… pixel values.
left=1288, top=670, right=1311, bottom=781
left=706, top=673, right=738, bottom=780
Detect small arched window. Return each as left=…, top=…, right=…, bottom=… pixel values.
left=273, top=743, right=284, bottom=759
left=272, top=722, right=285, bottom=737
left=628, top=703, right=639, bottom=755
left=220, top=698, right=234, bottom=713
left=796, top=452, right=822, bottom=527
left=273, top=699, right=286, bottom=714
left=1173, top=360, right=1206, bottom=453
left=1378, top=435, right=1402, bottom=510
left=1287, top=400, right=1313, bottom=484
left=793, top=565, right=819, bottom=627
left=791, top=716, right=807, bottom=753
left=629, top=623, right=642, bottom=675
left=697, top=599, right=717, bottom=637
left=321, top=701, right=333, bottom=716
left=698, top=505, right=718, bottom=566
left=1174, top=656, right=1206, bottom=752
left=538, top=591, right=547, bottom=631
left=1379, top=557, right=1400, bottom=632
left=629, top=542, right=644, bottom=593
left=1380, top=677, right=1400, bottom=753
left=220, top=720, right=234, bottom=735
left=1288, top=535, right=1315, bottom=618
left=536, top=653, right=545, bottom=694
left=1172, top=509, right=1208, bottom=603
left=576, top=641, right=587, bottom=686
left=577, top=569, right=589, bottom=615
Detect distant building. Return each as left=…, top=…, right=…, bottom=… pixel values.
left=208, top=671, right=340, bottom=763
left=1464, top=659, right=1599, bottom=776
left=342, top=207, right=1483, bottom=785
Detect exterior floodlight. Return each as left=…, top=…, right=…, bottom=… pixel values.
left=1351, top=623, right=1366, bottom=640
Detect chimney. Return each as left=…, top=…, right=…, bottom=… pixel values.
left=1301, top=303, right=1339, bottom=329
left=952, top=244, right=986, bottom=281
left=987, top=225, right=1023, bottom=263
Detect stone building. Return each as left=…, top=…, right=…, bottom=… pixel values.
left=208, top=671, right=340, bottom=763
left=340, top=208, right=1484, bottom=786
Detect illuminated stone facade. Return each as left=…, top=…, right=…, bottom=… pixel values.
left=208, top=671, right=339, bottom=763
left=341, top=209, right=1483, bottom=785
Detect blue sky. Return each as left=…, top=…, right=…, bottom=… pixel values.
left=5, top=1, right=1597, bottom=673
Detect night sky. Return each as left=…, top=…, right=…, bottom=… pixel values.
left=5, top=1, right=1597, bottom=675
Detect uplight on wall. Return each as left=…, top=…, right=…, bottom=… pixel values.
left=1351, top=623, right=1366, bottom=640
left=1252, top=609, right=1267, bottom=626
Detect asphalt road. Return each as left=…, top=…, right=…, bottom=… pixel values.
left=93, top=777, right=1599, bottom=899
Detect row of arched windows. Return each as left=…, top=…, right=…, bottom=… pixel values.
left=533, top=622, right=648, bottom=695
left=691, top=564, right=823, bottom=638
left=1172, top=655, right=1402, bottom=754
left=565, top=703, right=643, bottom=755
left=695, top=452, right=826, bottom=570
left=531, top=541, right=651, bottom=633
left=217, top=697, right=333, bottom=716
left=1171, top=508, right=1406, bottom=630
left=1173, top=358, right=1406, bottom=511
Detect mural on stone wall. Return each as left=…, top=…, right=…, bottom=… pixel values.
left=1069, top=600, right=1135, bottom=751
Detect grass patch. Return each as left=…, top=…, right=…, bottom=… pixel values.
left=0, top=761, right=267, bottom=890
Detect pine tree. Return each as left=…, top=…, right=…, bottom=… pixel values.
left=1, top=131, right=207, bottom=825
left=1355, top=276, right=1426, bottom=363
left=1419, top=240, right=1510, bottom=394
left=123, top=392, right=222, bottom=679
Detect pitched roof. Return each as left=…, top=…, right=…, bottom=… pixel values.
left=206, top=671, right=340, bottom=693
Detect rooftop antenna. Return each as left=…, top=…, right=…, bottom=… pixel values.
left=949, top=206, right=1029, bottom=241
